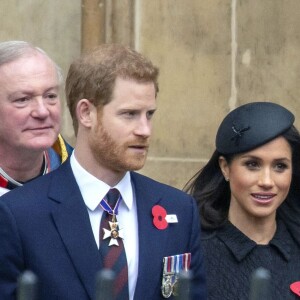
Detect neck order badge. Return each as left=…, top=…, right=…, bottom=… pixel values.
left=99, top=189, right=124, bottom=246
left=99, top=189, right=129, bottom=299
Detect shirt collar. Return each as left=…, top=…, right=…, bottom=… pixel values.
left=70, top=152, right=133, bottom=212
left=217, top=220, right=291, bottom=262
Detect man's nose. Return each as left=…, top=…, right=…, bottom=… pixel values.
left=134, top=117, right=152, bottom=137
left=31, top=98, right=50, bottom=118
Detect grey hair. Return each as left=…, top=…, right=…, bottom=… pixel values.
left=0, top=40, right=63, bottom=84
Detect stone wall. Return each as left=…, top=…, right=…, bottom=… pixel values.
left=1, top=0, right=300, bottom=189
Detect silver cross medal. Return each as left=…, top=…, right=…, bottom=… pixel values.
left=103, top=214, right=124, bottom=246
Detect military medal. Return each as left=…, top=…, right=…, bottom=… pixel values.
left=161, top=275, right=173, bottom=298
left=100, top=194, right=123, bottom=247
left=161, top=253, right=191, bottom=298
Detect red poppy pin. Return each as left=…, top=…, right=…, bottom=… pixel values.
left=290, top=282, right=300, bottom=297
left=152, top=205, right=168, bottom=230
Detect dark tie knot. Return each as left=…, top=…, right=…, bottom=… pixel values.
left=106, top=188, right=120, bottom=208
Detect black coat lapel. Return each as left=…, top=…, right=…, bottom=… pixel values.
left=131, top=173, right=168, bottom=299
left=49, top=161, right=102, bottom=300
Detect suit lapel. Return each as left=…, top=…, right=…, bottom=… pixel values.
left=131, top=173, right=168, bottom=299
left=49, top=161, right=102, bottom=300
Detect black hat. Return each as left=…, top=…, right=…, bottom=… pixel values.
left=216, top=102, right=295, bottom=154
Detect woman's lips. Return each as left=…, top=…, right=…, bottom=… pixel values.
left=251, top=193, right=276, bottom=204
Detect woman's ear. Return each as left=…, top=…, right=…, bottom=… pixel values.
left=76, top=99, right=97, bottom=128
left=219, top=156, right=230, bottom=182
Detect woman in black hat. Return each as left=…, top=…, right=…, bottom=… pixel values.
left=185, top=102, right=300, bottom=299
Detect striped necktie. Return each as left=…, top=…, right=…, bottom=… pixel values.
left=99, top=188, right=129, bottom=299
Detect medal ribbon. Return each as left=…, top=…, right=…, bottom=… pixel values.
left=164, top=253, right=191, bottom=275
left=99, top=193, right=122, bottom=216
left=0, top=152, right=49, bottom=190
left=162, top=253, right=192, bottom=298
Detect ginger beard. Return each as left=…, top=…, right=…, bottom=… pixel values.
left=89, top=113, right=150, bottom=174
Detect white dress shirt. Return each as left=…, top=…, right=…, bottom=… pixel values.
left=0, top=186, right=9, bottom=196
left=70, top=153, right=139, bottom=300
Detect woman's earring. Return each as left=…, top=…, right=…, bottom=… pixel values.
left=225, top=177, right=229, bottom=182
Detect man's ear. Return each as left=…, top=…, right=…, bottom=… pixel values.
left=76, top=99, right=97, bottom=128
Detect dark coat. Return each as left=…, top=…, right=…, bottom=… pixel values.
left=0, top=159, right=206, bottom=300
left=202, top=221, right=300, bottom=300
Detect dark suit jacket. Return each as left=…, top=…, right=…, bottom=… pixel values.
left=0, top=160, right=206, bottom=300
